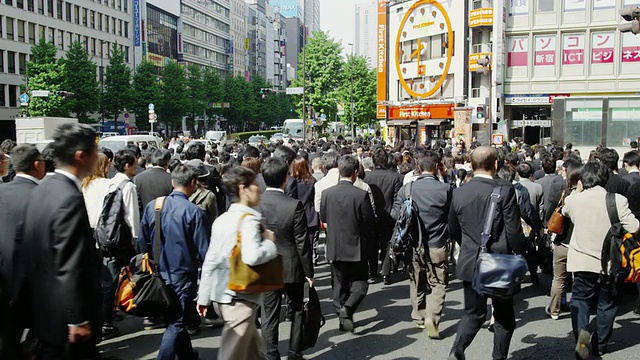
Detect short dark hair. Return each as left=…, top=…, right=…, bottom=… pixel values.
left=151, top=149, right=172, bottom=167
left=222, top=166, right=257, bottom=202
left=497, top=164, right=516, bottom=182
left=338, top=155, right=359, bottom=177
left=417, top=150, right=441, bottom=173
left=261, top=157, right=289, bottom=188
left=125, top=144, right=141, bottom=159
left=100, top=147, right=114, bottom=161
left=42, top=143, right=56, bottom=172
left=50, top=123, right=97, bottom=167
left=141, top=142, right=148, bottom=150
left=470, top=146, right=497, bottom=172
left=516, top=163, right=532, bottom=179
left=243, top=145, right=261, bottom=159
left=505, top=153, right=519, bottom=166
left=541, top=154, right=556, bottom=174
left=171, top=164, right=199, bottom=188
left=186, top=142, right=205, bottom=160
left=580, top=161, right=609, bottom=190
left=11, top=144, right=41, bottom=172
left=631, top=141, right=638, bottom=148
left=168, top=158, right=182, bottom=173
left=524, top=148, right=534, bottom=159
left=273, top=146, right=297, bottom=166
left=372, top=148, right=388, bottom=169
left=322, top=152, right=340, bottom=171
left=113, top=149, right=137, bottom=173
left=0, top=139, right=17, bottom=154
left=623, top=151, right=640, bottom=168
left=596, top=148, right=619, bottom=171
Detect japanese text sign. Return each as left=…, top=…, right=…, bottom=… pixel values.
left=622, top=32, right=640, bottom=63
left=508, top=37, right=528, bottom=67
left=563, top=33, right=585, bottom=65
left=509, top=0, right=528, bottom=16
left=591, top=32, right=614, bottom=64
left=535, top=35, right=556, bottom=66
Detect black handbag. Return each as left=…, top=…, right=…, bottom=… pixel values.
left=302, top=282, right=325, bottom=350
left=472, top=186, right=529, bottom=299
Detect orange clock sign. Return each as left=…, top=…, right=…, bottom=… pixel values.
left=394, top=0, right=454, bottom=98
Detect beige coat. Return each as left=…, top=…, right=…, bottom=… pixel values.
left=562, top=186, right=639, bottom=274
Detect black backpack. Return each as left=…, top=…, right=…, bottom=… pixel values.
left=94, top=179, right=133, bottom=251
left=390, top=181, right=421, bottom=252
left=302, top=282, right=325, bottom=350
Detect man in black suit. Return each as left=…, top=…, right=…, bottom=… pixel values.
left=321, top=155, right=376, bottom=332
left=134, top=148, right=173, bottom=210
left=0, top=144, right=45, bottom=358
left=535, top=154, right=566, bottom=226
left=363, top=148, right=403, bottom=283
left=448, top=146, right=524, bottom=360
left=622, top=151, right=640, bottom=185
left=0, top=139, right=17, bottom=183
left=259, top=157, right=313, bottom=360
left=20, top=123, right=102, bottom=359
left=598, top=148, right=630, bottom=196
left=272, top=146, right=299, bottom=199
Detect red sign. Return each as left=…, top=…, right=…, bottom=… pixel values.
left=535, top=35, right=556, bottom=66
left=508, top=37, right=528, bottom=67
left=388, top=104, right=454, bottom=120
left=548, top=94, right=570, bottom=104
left=622, top=47, right=640, bottom=62
left=563, top=34, right=585, bottom=65
left=591, top=32, right=614, bottom=64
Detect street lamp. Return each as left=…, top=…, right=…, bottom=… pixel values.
left=348, top=43, right=355, bottom=139
left=100, top=40, right=105, bottom=133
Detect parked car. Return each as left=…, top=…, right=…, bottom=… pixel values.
left=98, top=135, right=162, bottom=152
left=269, top=133, right=284, bottom=144
left=247, top=135, right=268, bottom=147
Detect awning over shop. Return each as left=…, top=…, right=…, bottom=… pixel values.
left=386, top=120, right=416, bottom=126
left=418, top=119, right=450, bottom=126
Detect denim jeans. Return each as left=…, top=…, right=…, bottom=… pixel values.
left=570, top=272, right=622, bottom=352
left=102, top=255, right=123, bottom=327
left=157, top=277, right=198, bottom=360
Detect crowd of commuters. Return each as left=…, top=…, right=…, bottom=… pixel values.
left=3, top=126, right=640, bottom=360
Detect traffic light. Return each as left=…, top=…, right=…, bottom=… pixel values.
left=475, top=55, right=491, bottom=76
left=476, top=105, right=486, bottom=121
left=619, top=6, right=640, bottom=34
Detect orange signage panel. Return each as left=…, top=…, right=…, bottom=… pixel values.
left=388, top=104, right=454, bottom=119
left=377, top=0, right=388, bottom=118
left=376, top=104, right=387, bottom=118
left=469, top=8, right=493, bottom=28
left=468, top=52, right=492, bottom=71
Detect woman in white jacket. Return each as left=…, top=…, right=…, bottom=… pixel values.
left=197, top=166, right=278, bottom=360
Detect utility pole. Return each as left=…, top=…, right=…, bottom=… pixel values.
left=348, top=43, right=355, bottom=139
left=302, top=18, right=308, bottom=142
left=100, top=40, right=105, bottom=133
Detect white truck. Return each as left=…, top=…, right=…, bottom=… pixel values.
left=205, top=130, right=227, bottom=145
left=15, top=117, right=79, bottom=144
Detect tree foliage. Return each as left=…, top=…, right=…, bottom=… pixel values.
left=103, top=42, right=131, bottom=128
left=222, top=75, right=257, bottom=129
left=186, top=65, right=206, bottom=129
left=130, top=60, right=159, bottom=131
left=157, top=61, right=188, bottom=131
left=26, top=38, right=68, bottom=117
left=338, top=55, right=377, bottom=129
left=63, top=41, right=99, bottom=123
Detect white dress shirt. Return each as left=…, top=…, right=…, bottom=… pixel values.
left=15, top=173, right=40, bottom=185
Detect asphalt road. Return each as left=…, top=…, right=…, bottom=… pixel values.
left=99, top=261, right=640, bottom=360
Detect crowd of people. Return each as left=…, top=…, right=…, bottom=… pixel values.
left=2, top=124, right=640, bottom=360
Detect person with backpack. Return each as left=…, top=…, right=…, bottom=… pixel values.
left=391, top=149, right=451, bottom=339
left=93, top=149, right=140, bottom=339
left=562, top=161, right=639, bottom=359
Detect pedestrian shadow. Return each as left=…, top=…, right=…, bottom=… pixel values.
left=310, top=327, right=422, bottom=360
left=604, top=317, right=640, bottom=356
left=508, top=331, right=577, bottom=360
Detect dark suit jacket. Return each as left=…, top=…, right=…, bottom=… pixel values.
left=364, top=168, right=403, bottom=227
left=21, top=173, right=101, bottom=346
left=259, top=190, right=313, bottom=283
left=320, top=181, right=376, bottom=262
left=0, top=176, right=38, bottom=296
left=1, top=160, right=16, bottom=183
left=449, top=177, right=525, bottom=282
left=622, top=171, right=640, bottom=186
left=605, top=171, right=630, bottom=197
left=134, top=167, right=173, bottom=210
left=295, top=178, right=319, bottom=228
left=258, top=174, right=298, bottom=200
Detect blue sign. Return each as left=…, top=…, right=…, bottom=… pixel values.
left=320, top=114, right=326, bottom=120
left=19, top=93, right=29, bottom=104
left=270, top=0, right=301, bottom=18
left=148, top=103, right=154, bottom=110
left=99, top=121, right=127, bottom=134
left=133, top=0, right=141, bottom=46
left=228, top=39, right=233, bottom=54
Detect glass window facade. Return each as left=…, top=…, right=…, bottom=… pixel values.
left=146, top=5, right=178, bottom=63
left=564, top=98, right=603, bottom=146
left=607, top=98, right=640, bottom=147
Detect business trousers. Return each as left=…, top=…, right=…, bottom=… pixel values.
left=332, top=261, right=369, bottom=315
left=217, top=300, right=265, bottom=360
left=157, top=278, right=198, bottom=360
left=408, top=245, right=449, bottom=326
left=262, top=283, right=305, bottom=359
left=549, top=244, right=569, bottom=316
left=450, top=281, right=516, bottom=360
left=101, top=255, right=123, bottom=327
left=40, top=341, right=99, bottom=360
left=571, top=272, right=622, bottom=353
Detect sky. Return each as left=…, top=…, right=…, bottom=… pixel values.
left=320, top=0, right=357, bottom=54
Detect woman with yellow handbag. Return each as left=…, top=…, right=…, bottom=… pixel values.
left=196, top=166, right=281, bottom=360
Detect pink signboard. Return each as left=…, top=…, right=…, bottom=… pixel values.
left=622, top=32, right=640, bottom=63
left=591, top=32, right=614, bottom=64
left=534, top=35, right=556, bottom=66
left=562, top=34, right=585, bottom=65
left=508, top=37, right=528, bottom=67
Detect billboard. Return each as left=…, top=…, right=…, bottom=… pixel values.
left=270, top=0, right=302, bottom=18
left=133, top=0, right=140, bottom=47
left=377, top=0, right=388, bottom=118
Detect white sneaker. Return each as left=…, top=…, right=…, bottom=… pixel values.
left=545, top=306, right=559, bottom=320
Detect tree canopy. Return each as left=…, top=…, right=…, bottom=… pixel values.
left=63, top=41, right=99, bottom=123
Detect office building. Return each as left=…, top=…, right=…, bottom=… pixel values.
left=230, top=0, right=247, bottom=77
left=354, top=0, right=376, bottom=67
left=303, top=0, right=320, bottom=33
left=0, top=0, right=134, bottom=138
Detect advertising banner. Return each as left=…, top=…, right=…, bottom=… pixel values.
left=469, top=8, right=494, bottom=27
left=509, top=0, right=528, bottom=16
left=562, top=33, right=585, bottom=65
left=468, top=52, right=492, bottom=71
left=591, top=32, right=614, bottom=64
left=133, top=0, right=140, bottom=46
left=270, top=0, right=301, bottom=18
left=507, top=37, right=528, bottom=67
left=377, top=0, right=388, bottom=118
left=534, top=35, right=556, bottom=66
left=622, top=32, right=640, bottom=63
left=453, top=108, right=472, bottom=144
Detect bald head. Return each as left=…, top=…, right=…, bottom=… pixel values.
left=471, top=146, right=498, bottom=174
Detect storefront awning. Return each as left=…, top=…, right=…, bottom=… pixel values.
left=386, top=120, right=417, bottom=126
left=418, top=119, right=450, bottom=126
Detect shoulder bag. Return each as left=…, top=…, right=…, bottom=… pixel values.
left=228, top=213, right=284, bottom=294
left=472, top=186, right=529, bottom=299
left=547, top=192, right=566, bottom=235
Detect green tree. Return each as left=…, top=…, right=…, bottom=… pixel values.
left=186, top=65, right=206, bottom=130
left=291, top=31, right=344, bottom=121
left=338, top=54, right=377, bottom=130
left=103, top=42, right=131, bottom=132
left=63, top=41, right=99, bottom=123
left=157, top=61, right=188, bottom=132
left=202, top=67, right=223, bottom=126
left=222, top=75, right=256, bottom=131
left=25, top=38, right=68, bottom=117
left=131, top=60, right=159, bottom=131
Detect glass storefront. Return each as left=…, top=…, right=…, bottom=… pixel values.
left=146, top=5, right=178, bottom=72
left=564, top=98, right=603, bottom=146
left=607, top=98, right=640, bottom=147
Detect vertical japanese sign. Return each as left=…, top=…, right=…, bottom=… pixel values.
left=133, top=0, right=140, bottom=47
left=507, top=37, right=528, bottom=67
left=593, top=0, right=615, bottom=9
left=509, top=0, right=528, bottom=16
left=591, top=32, right=614, bottom=64
left=622, top=32, right=640, bottom=63
left=534, top=35, right=555, bottom=66
left=377, top=0, right=388, bottom=119
left=562, top=33, right=585, bottom=65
